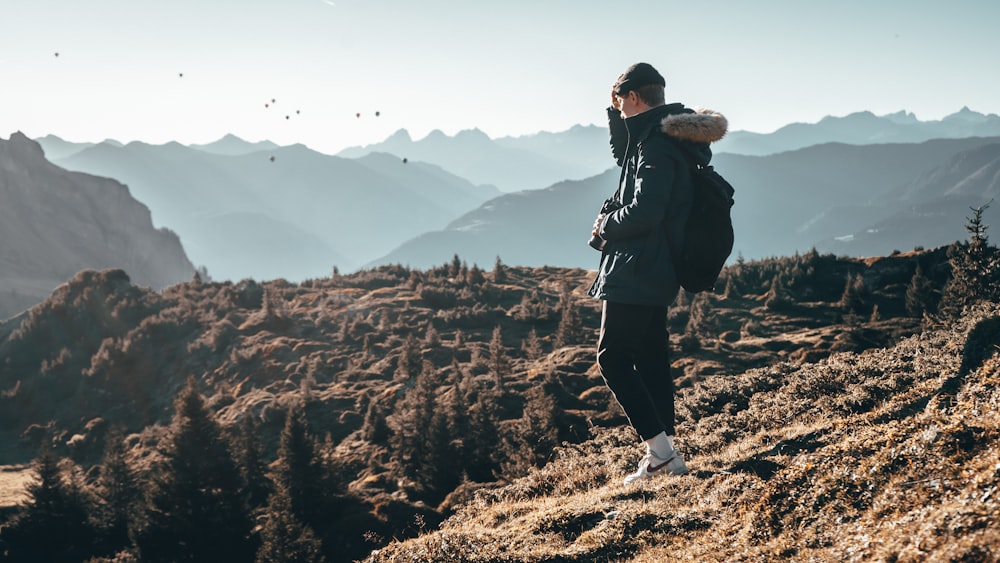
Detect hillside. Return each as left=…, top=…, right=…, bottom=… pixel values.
left=0, top=132, right=195, bottom=320
left=818, top=141, right=1000, bottom=257
left=0, top=245, right=969, bottom=561
left=366, top=302, right=1000, bottom=562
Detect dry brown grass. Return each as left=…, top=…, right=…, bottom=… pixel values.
left=0, top=465, right=33, bottom=509
left=365, top=304, right=1000, bottom=562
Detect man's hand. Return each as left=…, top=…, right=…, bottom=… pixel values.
left=610, top=89, right=621, bottom=111
left=592, top=214, right=605, bottom=237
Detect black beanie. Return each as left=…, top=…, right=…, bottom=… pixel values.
left=613, top=62, right=665, bottom=95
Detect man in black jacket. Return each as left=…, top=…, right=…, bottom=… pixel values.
left=588, top=62, right=727, bottom=485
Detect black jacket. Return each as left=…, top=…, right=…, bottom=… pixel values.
left=588, top=103, right=727, bottom=306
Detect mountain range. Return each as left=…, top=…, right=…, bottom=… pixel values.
left=715, top=106, right=1000, bottom=155
left=13, top=107, right=1000, bottom=305
left=337, top=126, right=611, bottom=192
left=0, top=133, right=194, bottom=319
left=335, top=107, right=1000, bottom=192
left=39, top=138, right=500, bottom=281
left=367, top=136, right=1000, bottom=270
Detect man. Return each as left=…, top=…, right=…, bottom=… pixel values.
left=588, top=62, right=727, bottom=485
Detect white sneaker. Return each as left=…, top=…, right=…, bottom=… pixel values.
left=623, top=450, right=688, bottom=485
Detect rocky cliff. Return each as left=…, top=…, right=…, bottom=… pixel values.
left=0, top=132, right=194, bottom=319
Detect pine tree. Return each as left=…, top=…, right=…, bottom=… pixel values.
left=938, top=202, right=999, bottom=319
left=722, top=274, right=736, bottom=299
left=905, top=263, right=935, bottom=318
left=386, top=360, right=460, bottom=497
left=554, top=282, right=583, bottom=348
left=0, top=449, right=96, bottom=563
left=387, top=361, right=438, bottom=483
left=233, top=415, right=272, bottom=513
left=132, top=378, right=254, bottom=563
left=255, top=488, right=326, bottom=563
left=839, top=273, right=867, bottom=315
left=361, top=394, right=391, bottom=443
left=492, top=255, right=507, bottom=283
left=500, top=387, right=560, bottom=479
left=465, top=264, right=486, bottom=287
left=424, top=323, right=440, bottom=347
left=94, top=427, right=140, bottom=555
left=488, top=325, right=510, bottom=385
left=765, top=274, right=791, bottom=311
left=423, top=388, right=463, bottom=498
left=458, top=371, right=502, bottom=483
left=397, top=334, right=422, bottom=380
left=521, top=327, right=543, bottom=360
left=273, top=403, right=324, bottom=531
left=513, top=288, right=553, bottom=322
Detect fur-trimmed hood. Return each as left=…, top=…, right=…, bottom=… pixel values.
left=607, top=104, right=726, bottom=167
left=660, top=108, right=727, bottom=144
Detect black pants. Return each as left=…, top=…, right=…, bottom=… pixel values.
left=597, top=300, right=674, bottom=440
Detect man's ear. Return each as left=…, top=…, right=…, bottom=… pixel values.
left=629, top=90, right=645, bottom=107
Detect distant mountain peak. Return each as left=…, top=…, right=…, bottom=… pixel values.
left=10, top=130, right=32, bottom=142
left=455, top=128, right=488, bottom=139
left=5, top=131, right=46, bottom=161
left=816, top=111, right=876, bottom=124
left=386, top=129, right=412, bottom=142
left=189, top=134, right=278, bottom=156
left=882, top=110, right=919, bottom=125
left=943, top=106, right=990, bottom=123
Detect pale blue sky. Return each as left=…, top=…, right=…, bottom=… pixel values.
left=2, top=0, right=998, bottom=154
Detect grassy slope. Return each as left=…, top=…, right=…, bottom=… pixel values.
left=366, top=304, right=1000, bottom=562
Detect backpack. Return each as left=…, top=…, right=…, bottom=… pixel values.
left=672, top=164, right=735, bottom=293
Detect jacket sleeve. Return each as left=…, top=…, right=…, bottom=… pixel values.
left=607, top=107, right=627, bottom=167
left=600, top=138, right=677, bottom=241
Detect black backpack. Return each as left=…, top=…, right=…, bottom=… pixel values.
left=672, top=164, right=735, bottom=293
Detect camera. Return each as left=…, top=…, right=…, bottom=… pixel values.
left=588, top=197, right=623, bottom=250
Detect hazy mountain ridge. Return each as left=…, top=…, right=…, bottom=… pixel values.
left=0, top=132, right=194, bottom=319
left=42, top=137, right=500, bottom=281
left=817, top=141, right=1000, bottom=256
left=188, top=134, right=280, bottom=156
left=25, top=107, right=1000, bottom=289
left=715, top=106, right=1000, bottom=155
left=367, top=170, right=618, bottom=270
left=337, top=126, right=611, bottom=192
left=368, top=137, right=1000, bottom=270
left=333, top=108, right=1000, bottom=192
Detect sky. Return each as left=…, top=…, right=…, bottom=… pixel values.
left=2, top=0, right=999, bottom=155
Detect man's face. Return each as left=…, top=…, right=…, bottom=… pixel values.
left=615, top=90, right=643, bottom=118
